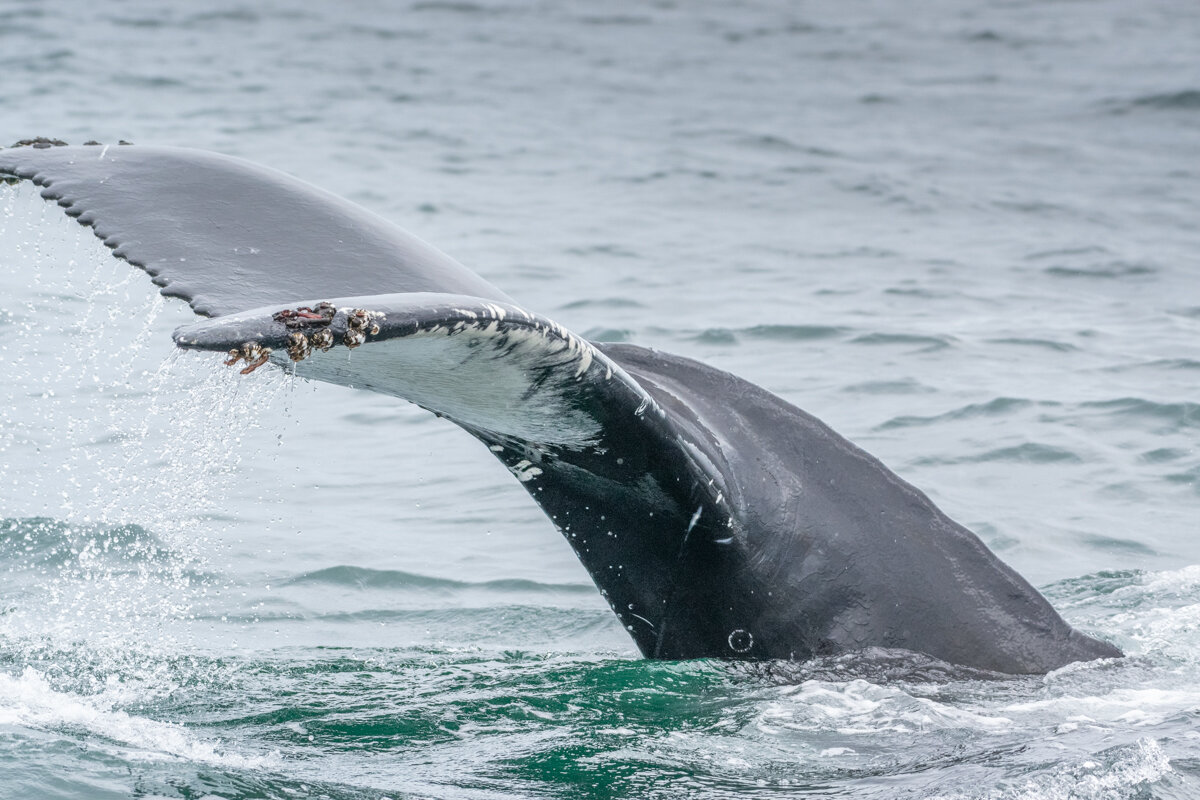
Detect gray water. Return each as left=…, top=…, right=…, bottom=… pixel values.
left=1, top=0, right=1198, bottom=797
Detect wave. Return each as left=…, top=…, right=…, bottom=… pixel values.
left=1120, top=89, right=1200, bottom=111
left=877, top=397, right=1036, bottom=430
left=282, top=564, right=593, bottom=594
left=558, top=296, right=646, bottom=310
left=927, top=738, right=1171, bottom=800
left=0, top=517, right=166, bottom=565
left=687, top=324, right=849, bottom=346
left=1077, top=398, right=1200, bottom=432
left=879, top=397, right=1199, bottom=434
left=840, top=378, right=936, bottom=395
left=1041, top=570, right=1144, bottom=604
left=985, top=336, right=1078, bottom=353
left=1077, top=533, right=1159, bottom=557
left=912, top=442, right=1083, bottom=467
left=0, top=666, right=275, bottom=770
left=1045, top=566, right=1200, bottom=665
left=1044, top=261, right=1158, bottom=279
left=581, top=326, right=634, bottom=343
left=410, top=1, right=501, bottom=14
left=850, top=332, right=955, bottom=351
left=242, top=604, right=609, bottom=627
left=1101, top=357, right=1200, bottom=373
left=0, top=517, right=217, bottom=583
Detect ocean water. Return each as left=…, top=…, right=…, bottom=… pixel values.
left=1, top=0, right=1198, bottom=797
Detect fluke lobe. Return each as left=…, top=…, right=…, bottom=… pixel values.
left=0, top=142, right=1122, bottom=674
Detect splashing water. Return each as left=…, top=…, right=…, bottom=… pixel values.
left=0, top=181, right=292, bottom=679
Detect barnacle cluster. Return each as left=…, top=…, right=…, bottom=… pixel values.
left=343, top=308, right=382, bottom=349
left=221, top=304, right=385, bottom=370
left=273, top=301, right=341, bottom=362
left=268, top=304, right=384, bottom=363
left=10, top=137, right=69, bottom=149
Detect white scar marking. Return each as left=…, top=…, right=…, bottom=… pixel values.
left=510, top=460, right=543, bottom=482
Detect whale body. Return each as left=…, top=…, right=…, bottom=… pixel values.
left=0, top=142, right=1121, bottom=674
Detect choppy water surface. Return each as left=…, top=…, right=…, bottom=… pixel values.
left=1, top=0, right=1198, bottom=797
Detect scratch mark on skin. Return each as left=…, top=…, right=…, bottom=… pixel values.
left=651, top=505, right=705, bottom=658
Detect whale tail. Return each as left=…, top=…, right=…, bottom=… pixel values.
left=1, top=142, right=1122, bottom=673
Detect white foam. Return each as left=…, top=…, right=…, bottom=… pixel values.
left=1001, top=687, right=1200, bottom=729
left=925, top=738, right=1170, bottom=800
left=0, top=667, right=278, bottom=770
left=1135, top=565, right=1200, bottom=595
left=757, top=679, right=1013, bottom=736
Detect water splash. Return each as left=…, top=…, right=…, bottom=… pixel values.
left=0, top=182, right=288, bottom=660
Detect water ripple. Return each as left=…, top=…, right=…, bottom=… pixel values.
left=688, top=324, right=848, bottom=345
left=283, top=565, right=593, bottom=595
left=877, top=397, right=1037, bottom=430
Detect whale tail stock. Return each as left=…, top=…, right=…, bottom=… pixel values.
left=1, top=143, right=1121, bottom=674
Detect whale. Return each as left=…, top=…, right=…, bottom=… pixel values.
left=0, top=140, right=1121, bottom=674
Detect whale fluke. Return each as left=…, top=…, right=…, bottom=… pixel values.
left=1, top=144, right=1122, bottom=674
left=0, top=144, right=510, bottom=316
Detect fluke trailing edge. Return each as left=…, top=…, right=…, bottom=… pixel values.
left=0, top=141, right=1122, bottom=674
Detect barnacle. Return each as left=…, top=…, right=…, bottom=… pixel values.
left=225, top=341, right=271, bottom=374
left=345, top=308, right=383, bottom=344
left=286, top=331, right=312, bottom=361
left=310, top=328, right=334, bottom=352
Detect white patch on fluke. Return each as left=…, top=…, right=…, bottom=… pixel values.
left=510, top=459, right=544, bottom=482
left=274, top=294, right=657, bottom=449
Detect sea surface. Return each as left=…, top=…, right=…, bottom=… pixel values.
left=1, top=0, right=1198, bottom=797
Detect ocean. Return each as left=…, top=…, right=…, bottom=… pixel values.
left=1, top=0, right=1198, bottom=797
